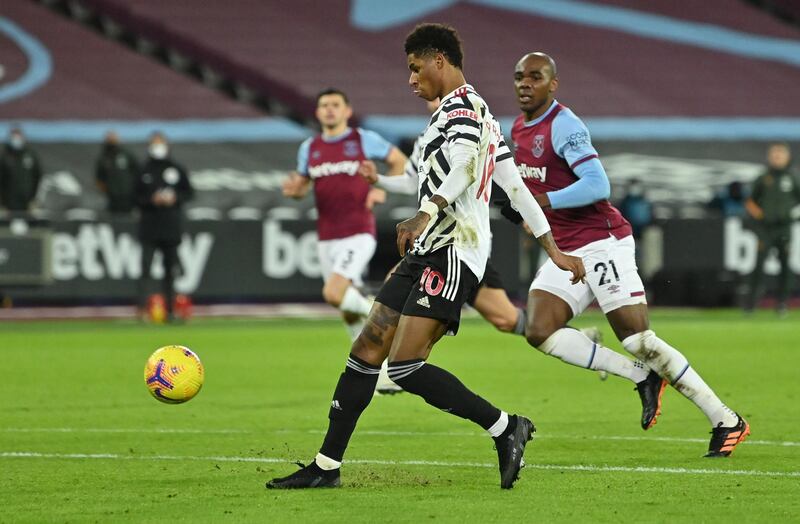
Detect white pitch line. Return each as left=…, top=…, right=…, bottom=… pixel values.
left=1, top=428, right=246, bottom=434
left=1, top=451, right=798, bottom=478
left=4, top=427, right=799, bottom=448
left=299, top=429, right=800, bottom=448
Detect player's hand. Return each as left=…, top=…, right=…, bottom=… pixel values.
left=358, top=160, right=379, bottom=184
left=282, top=172, right=306, bottom=198
left=396, top=212, right=430, bottom=256
left=552, top=252, right=586, bottom=285
left=365, top=187, right=386, bottom=210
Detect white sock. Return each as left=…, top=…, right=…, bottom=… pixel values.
left=487, top=411, right=509, bottom=437
left=315, top=452, right=341, bottom=471
left=340, top=286, right=372, bottom=316
left=622, top=330, right=738, bottom=427
left=344, top=318, right=365, bottom=342
left=539, top=328, right=649, bottom=383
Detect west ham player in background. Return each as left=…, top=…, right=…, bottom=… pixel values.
left=267, top=24, right=585, bottom=490
left=282, top=88, right=407, bottom=393
left=512, top=52, right=749, bottom=457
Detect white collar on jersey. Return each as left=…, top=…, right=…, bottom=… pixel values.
left=523, top=99, right=559, bottom=127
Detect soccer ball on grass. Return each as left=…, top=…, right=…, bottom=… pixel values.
left=144, top=345, right=204, bottom=404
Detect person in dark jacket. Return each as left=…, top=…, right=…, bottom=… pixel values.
left=136, top=132, right=194, bottom=321
left=0, top=128, right=42, bottom=214
left=744, top=142, right=800, bottom=316
left=95, top=131, right=139, bottom=215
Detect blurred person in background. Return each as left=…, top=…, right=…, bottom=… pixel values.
left=136, top=132, right=194, bottom=322
left=708, top=181, right=747, bottom=218
left=744, top=142, right=800, bottom=316
left=618, top=178, right=652, bottom=240
left=282, top=87, right=407, bottom=393
left=0, top=128, right=42, bottom=215
left=95, top=131, right=140, bottom=216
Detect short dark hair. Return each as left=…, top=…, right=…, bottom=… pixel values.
left=404, top=23, right=463, bottom=69
left=316, top=87, right=350, bottom=105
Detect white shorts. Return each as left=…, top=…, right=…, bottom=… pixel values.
left=317, top=233, right=376, bottom=286
left=530, top=235, right=646, bottom=316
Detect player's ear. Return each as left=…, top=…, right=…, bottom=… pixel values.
left=549, top=77, right=559, bottom=94
left=435, top=52, right=446, bottom=69
left=344, top=104, right=353, bottom=120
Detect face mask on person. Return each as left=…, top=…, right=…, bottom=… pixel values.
left=9, top=135, right=24, bottom=150
left=149, top=143, right=168, bottom=159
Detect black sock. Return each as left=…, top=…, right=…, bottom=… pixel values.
left=319, top=354, right=380, bottom=462
left=514, top=307, right=527, bottom=336
left=389, top=360, right=501, bottom=430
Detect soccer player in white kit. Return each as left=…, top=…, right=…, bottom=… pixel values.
left=267, top=24, right=585, bottom=490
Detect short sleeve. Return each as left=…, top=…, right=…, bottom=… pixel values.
left=551, top=109, right=599, bottom=169
left=358, top=129, right=393, bottom=160
left=296, top=138, right=312, bottom=176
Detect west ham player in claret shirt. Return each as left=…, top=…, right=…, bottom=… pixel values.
left=511, top=52, right=749, bottom=457
left=268, top=24, right=585, bottom=491
left=282, top=88, right=407, bottom=393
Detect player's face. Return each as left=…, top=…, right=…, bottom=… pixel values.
left=408, top=53, right=441, bottom=101
left=514, top=57, right=558, bottom=117
left=316, top=94, right=352, bottom=130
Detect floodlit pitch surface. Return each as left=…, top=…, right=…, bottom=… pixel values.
left=1, top=310, right=797, bottom=522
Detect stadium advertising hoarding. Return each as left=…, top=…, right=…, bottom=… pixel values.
left=3, top=217, right=799, bottom=305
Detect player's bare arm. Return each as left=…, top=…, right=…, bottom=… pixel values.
left=536, top=232, right=585, bottom=285
left=384, top=147, right=408, bottom=177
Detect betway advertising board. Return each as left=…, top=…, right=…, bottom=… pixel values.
left=4, top=217, right=799, bottom=305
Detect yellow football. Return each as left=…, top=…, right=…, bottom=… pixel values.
left=144, top=345, right=204, bottom=404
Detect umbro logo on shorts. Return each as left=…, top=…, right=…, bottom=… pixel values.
left=416, top=296, right=431, bottom=308
left=331, top=400, right=342, bottom=411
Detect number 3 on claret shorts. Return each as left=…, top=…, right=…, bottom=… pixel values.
left=593, top=259, right=620, bottom=286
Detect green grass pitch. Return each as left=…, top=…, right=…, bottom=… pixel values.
left=1, top=309, right=798, bottom=522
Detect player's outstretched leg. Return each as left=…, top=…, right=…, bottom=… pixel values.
left=534, top=327, right=665, bottom=429
left=621, top=329, right=749, bottom=456
left=527, top=291, right=665, bottom=430
left=389, top=315, right=534, bottom=489
left=388, top=359, right=534, bottom=489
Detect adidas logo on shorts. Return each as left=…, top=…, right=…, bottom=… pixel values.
left=416, top=296, right=431, bottom=308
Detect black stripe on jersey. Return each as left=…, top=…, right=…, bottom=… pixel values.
left=440, top=101, right=474, bottom=113
left=447, top=132, right=480, bottom=144
left=422, top=134, right=446, bottom=162
left=419, top=180, right=434, bottom=202
left=444, top=117, right=480, bottom=130
left=418, top=212, right=449, bottom=245
left=496, top=152, right=513, bottom=162
left=428, top=221, right=457, bottom=251
left=434, top=149, right=451, bottom=175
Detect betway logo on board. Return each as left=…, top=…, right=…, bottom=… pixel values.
left=51, top=224, right=213, bottom=292
left=724, top=218, right=800, bottom=274
left=307, top=161, right=360, bottom=179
